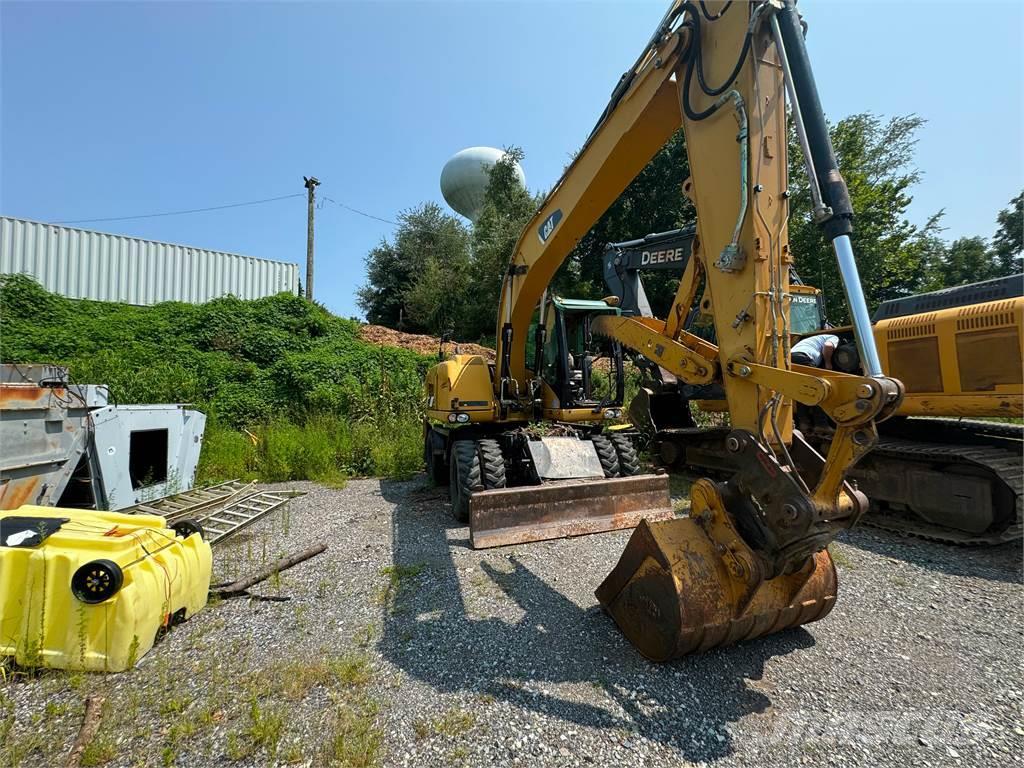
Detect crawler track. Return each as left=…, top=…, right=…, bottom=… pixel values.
left=654, top=418, right=1023, bottom=546
left=852, top=419, right=1022, bottom=545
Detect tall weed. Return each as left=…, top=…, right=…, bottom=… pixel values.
left=196, top=414, right=422, bottom=486
left=2, top=275, right=429, bottom=484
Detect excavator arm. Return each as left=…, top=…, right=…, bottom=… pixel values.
left=493, top=0, right=902, bottom=659
left=492, top=2, right=690, bottom=410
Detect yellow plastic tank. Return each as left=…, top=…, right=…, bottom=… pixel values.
left=0, top=506, right=212, bottom=672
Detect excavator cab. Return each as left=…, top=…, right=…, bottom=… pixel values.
left=530, top=297, right=626, bottom=420
left=789, top=284, right=826, bottom=337
left=424, top=292, right=673, bottom=550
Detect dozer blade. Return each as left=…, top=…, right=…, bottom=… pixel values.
left=469, top=474, right=674, bottom=549
left=596, top=479, right=837, bottom=661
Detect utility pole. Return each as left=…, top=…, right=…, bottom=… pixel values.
left=303, top=175, right=320, bottom=301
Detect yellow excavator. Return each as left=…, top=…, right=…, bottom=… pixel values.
left=607, top=228, right=1023, bottom=544
left=425, top=0, right=906, bottom=660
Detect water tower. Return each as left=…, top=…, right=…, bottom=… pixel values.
left=440, top=147, right=526, bottom=223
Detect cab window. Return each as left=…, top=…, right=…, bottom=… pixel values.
left=790, top=292, right=824, bottom=335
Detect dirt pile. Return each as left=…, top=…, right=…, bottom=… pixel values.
left=359, top=325, right=495, bottom=361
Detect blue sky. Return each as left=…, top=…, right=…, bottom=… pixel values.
left=3, top=1, right=1021, bottom=318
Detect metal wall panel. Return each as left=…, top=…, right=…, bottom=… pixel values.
left=0, top=216, right=299, bottom=305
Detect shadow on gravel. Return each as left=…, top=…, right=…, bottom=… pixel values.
left=840, top=527, right=1023, bottom=585
left=378, top=478, right=814, bottom=763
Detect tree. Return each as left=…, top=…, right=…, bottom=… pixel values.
left=788, top=113, right=939, bottom=323
left=918, top=191, right=1021, bottom=291
left=357, top=202, right=470, bottom=332
left=403, top=249, right=471, bottom=335
left=567, top=129, right=694, bottom=314
left=567, top=115, right=941, bottom=323
left=932, top=236, right=1001, bottom=287
left=462, top=147, right=543, bottom=341
left=357, top=239, right=406, bottom=328
left=992, top=190, right=1023, bottom=276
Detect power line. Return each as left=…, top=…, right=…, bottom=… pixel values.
left=321, top=196, right=398, bottom=226
left=54, top=193, right=305, bottom=225
left=51, top=188, right=399, bottom=228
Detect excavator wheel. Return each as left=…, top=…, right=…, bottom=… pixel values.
left=449, top=440, right=481, bottom=523
left=596, top=479, right=838, bottom=660
left=610, top=434, right=642, bottom=476
left=591, top=434, right=621, bottom=478
left=477, top=439, right=507, bottom=491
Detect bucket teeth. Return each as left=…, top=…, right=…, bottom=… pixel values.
left=596, top=506, right=837, bottom=661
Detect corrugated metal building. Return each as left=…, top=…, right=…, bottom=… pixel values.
left=0, top=216, right=299, bottom=305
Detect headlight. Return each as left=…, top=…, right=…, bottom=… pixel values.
left=603, top=409, right=621, bottom=419
left=447, top=413, right=458, bottom=423
left=456, top=413, right=470, bottom=423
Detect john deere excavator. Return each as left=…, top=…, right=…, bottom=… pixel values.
left=426, top=0, right=907, bottom=660
left=606, top=229, right=1023, bottom=544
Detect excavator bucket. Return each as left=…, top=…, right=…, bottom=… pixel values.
left=595, top=479, right=838, bottom=660
left=469, top=474, right=674, bottom=549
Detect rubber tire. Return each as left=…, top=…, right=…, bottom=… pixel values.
left=449, top=440, right=481, bottom=523
left=591, top=434, right=621, bottom=478
left=610, top=433, right=642, bottom=476
left=71, top=559, right=124, bottom=605
left=477, top=439, right=507, bottom=490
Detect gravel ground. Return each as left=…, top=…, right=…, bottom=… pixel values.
left=3, top=476, right=1022, bottom=767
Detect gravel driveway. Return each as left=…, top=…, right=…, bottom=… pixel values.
left=3, top=477, right=1021, bottom=767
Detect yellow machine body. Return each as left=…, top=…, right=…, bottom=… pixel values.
left=429, top=0, right=908, bottom=659
left=0, top=506, right=211, bottom=672
left=878, top=295, right=1024, bottom=417
left=424, top=351, right=630, bottom=425
left=425, top=354, right=505, bottom=425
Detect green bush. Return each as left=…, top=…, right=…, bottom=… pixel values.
left=1, top=275, right=428, bottom=484
left=197, top=422, right=258, bottom=483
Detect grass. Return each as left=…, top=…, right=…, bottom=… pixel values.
left=197, top=413, right=423, bottom=486
left=827, top=543, right=855, bottom=569
left=79, top=733, right=118, bottom=767
left=245, top=698, right=286, bottom=760
left=158, top=694, right=189, bottom=717
left=413, top=707, right=476, bottom=741
left=218, top=653, right=378, bottom=763
left=262, top=653, right=373, bottom=701
left=0, top=642, right=384, bottom=768
left=1, top=275, right=430, bottom=486
left=225, top=732, right=252, bottom=761
left=0, top=689, right=49, bottom=765
left=283, top=741, right=305, bottom=764
left=320, top=696, right=383, bottom=768
left=668, top=473, right=693, bottom=513
left=354, top=623, right=377, bottom=648
left=376, top=563, right=425, bottom=612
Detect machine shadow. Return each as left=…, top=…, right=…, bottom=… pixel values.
left=839, top=526, right=1023, bottom=585
left=378, top=478, right=814, bottom=762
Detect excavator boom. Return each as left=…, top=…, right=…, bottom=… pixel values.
left=435, top=0, right=904, bottom=660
